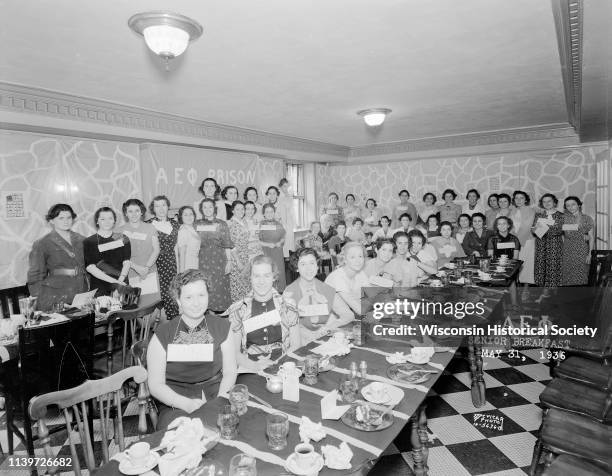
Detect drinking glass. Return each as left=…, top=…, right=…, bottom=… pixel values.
left=266, top=412, right=289, bottom=450
left=303, top=355, right=319, bottom=385
left=217, top=404, right=239, bottom=439
left=479, top=258, right=490, bottom=273
left=339, top=379, right=359, bottom=403
left=229, top=453, right=257, bottom=476
left=229, top=384, right=248, bottom=416
left=464, top=270, right=473, bottom=286
left=19, top=296, right=37, bottom=325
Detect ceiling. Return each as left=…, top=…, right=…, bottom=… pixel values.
left=0, top=0, right=601, bottom=147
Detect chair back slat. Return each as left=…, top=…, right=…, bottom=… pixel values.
left=71, top=403, right=89, bottom=471
left=97, top=396, right=110, bottom=463
left=80, top=401, right=95, bottom=470
left=63, top=407, right=81, bottom=476
left=115, top=390, right=126, bottom=452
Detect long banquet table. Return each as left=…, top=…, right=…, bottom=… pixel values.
left=98, top=286, right=507, bottom=476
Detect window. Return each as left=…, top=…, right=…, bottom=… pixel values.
left=286, top=163, right=305, bottom=228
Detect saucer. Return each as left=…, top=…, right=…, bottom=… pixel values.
left=405, top=354, right=431, bottom=364
left=285, top=452, right=324, bottom=476
left=118, top=451, right=159, bottom=475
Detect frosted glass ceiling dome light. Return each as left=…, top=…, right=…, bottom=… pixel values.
left=357, top=108, right=392, bottom=127
left=128, top=11, right=203, bottom=67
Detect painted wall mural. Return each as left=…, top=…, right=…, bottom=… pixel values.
left=316, top=148, right=598, bottom=220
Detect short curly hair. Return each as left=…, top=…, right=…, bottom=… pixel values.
left=169, top=269, right=208, bottom=301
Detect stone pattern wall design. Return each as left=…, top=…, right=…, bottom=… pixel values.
left=0, top=131, right=141, bottom=290
left=316, top=148, right=598, bottom=219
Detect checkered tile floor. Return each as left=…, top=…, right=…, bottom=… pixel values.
left=370, top=348, right=551, bottom=476
left=0, top=349, right=550, bottom=475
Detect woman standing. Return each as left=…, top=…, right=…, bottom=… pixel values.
left=510, top=191, right=536, bottom=284
left=244, top=187, right=264, bottom=222
left=148, top=196, right=180, bottom=320
left=362, top=198, right=380, bottom=234
left=343, top=193, right=361, bottom=226
left=392, top=190, right=418, bottom=227
left=277, top=179, right=295, bottom=258
left=418, top=193, right=439, bottom=226
left=561, top=196, right=594, bottom=286
left=221, top=185, right=239, bottom=221
left=196, top=198, right=233, bottom=312
left=429, top=221, right=466, bottom=268
left=84, top=207, right=131, bottom=297
left=27, top=204, right=88, bottom=311
left=462, top=189, right=485, bottom=217
left=438, top=189, right=462, bottom=225
left=462, top=213, right=494, bottom=257
left=177, top=206, right=201, bottom=272
left=533, top=194, right=564, bottom=287
left=284, top=248, right=353, bottom=344
left=485, top=194, right=500, bottom=227
left=119, top=199, right=160, bottom=295
left=259, top=203, right=287, bottom=292
left=198, top=177, right=226, bottom=221
left=147, top=270, right=237, bottom=429
left=244, top=201, right=264, bottom=263
left=228, top=201, right=252, bottom=301
left=488, top=216, right=521, bottom=260
left=455, top=214, right=472, bottom=245
left=496, top=193, right=513, bottom=218
left=320, top=192, right=344, bottom=227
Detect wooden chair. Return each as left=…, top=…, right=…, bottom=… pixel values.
left=541, top=454, right=611, bottom=476
left=587, top=250, right=612, bottom=287
left=130, top=339, right=158, bottom=432
left=29, top=366, right=148, bottom=476
left=531, top=408, right=612, bottom=475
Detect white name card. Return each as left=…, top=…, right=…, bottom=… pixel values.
left=327, top=209, right=339, bottom=215
left=260, top=224, right=277, bottom=231
left=98, top=239, right=124, bottom=252
left=369, top=276, right=394, bottom=288
left=496, top=242, right=515, bottom=249
left=300, top=303, right=329, bottom=317
left=562, top=224, right=579, bottom=231
left=167, top=343, right=213, bottom=362
left=321, top=390, right=349, bottom=420
left=197, top=224, right=217, bottom=232
left=243, top=309, right=281, bottom=334
left=124, top=231, right=147, bottom=241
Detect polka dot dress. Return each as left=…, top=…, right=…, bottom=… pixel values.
left=149, top=218, right=180, bottom=319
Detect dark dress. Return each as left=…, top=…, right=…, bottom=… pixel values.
left=245, top=298, right=284, bottom=362
left=487, top=233, right=521, bottom=259
left=83, top=233, right=131, bottom=296
left=149, top=218, right=180, bottom=319
left=561, top=212, right=594, bottom=286
left=533, top=211, right=564, bottom=287
left=462, top=229, right=495, bottom=257
left=154, top=313, right=230, bottom=429
left=196, top=218, right=234, bottom=312
left=27, top=230, right=88, bottom=311
left=259, top=219, right=287, bottom=292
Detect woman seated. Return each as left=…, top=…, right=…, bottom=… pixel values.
left=390, top=232, right=420, bottom=287
left=487, top=216, right=521, bottom=259
left=318, top=215, right=336, bottom=252
left=371, top=216, right=394, bottom=241
left=407, top=230, right=438, bottom=281
left=284, top=248, right=353, bottom=344
left=462, top=213, right=494, bottom=257
left=454, top=214, right=472, bottom=245
left=328, top=221, right=350, bottom=267
left=347, top=217, right=367, bottom=245
left=147, top=270, right=238, bottom=429
left=325, top=242, right=370, bottom=317
left=363, top=238, right=403, bottom=285
left=392, top=213, right=415, bottom=235
left=226, top=255, right=300, bottom=371
left=418, top=214, right=441, bottom=241
left=430, top=221, right=466, bottom=268
left=301, top=221, right=324, bottom=253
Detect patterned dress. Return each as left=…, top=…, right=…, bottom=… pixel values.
left=561, top=212, right=594, bottom=286
left=259, top=219, right=287, bottom=292
left=245, top=217, right=264, bottom=262
left=197, top=218, right=234, bottom=312
left=228, top=217, right=251, bottom=301
left=533, top=211, right=564, bottom=287
left=149, top=218, right=180, bottom=319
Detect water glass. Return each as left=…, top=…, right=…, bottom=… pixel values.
left=352, top=321, right=363, bottom=345
left=217, top=404, right=239, bottom=439
left=229, top=384, right=248, bottom=416
left=464, top=270, right=473, bottom=286
left=479, top=258, right=490, bottom=273
left=266, top=412, right=289, bottom=450
left=339, top=379, right=359, bottom=403
left=229, top=453, right=257, bottom=476
left=303, top=355, right=319, bottom=385
left=19, top=296, right=37, bottom=324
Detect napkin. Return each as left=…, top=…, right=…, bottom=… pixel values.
left=409, top=347, right=435, bottom=363
left=299, top=416, right=326, bottom=442
left=385, top=352, right=409, bottom=364
left=321, top=442, right=353, bottom=470
left=321, top=390, right=350, bottom=420
left=311, top=340, right=351, bottom=357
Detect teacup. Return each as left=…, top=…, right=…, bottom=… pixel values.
left=294, top=442, right=317, bottom=470
left=499, top=254, right=509, bottom=263
left=479, top=272, right=491, bottom=281
left=124, top=442, right=150, bottom=467
left=496, top=266, right=505, bottom=272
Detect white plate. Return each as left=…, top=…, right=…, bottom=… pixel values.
left=405, top=355, right=431, bottom=364
left=285, top=452, right=324, bottom=476
left=361, top=382, right=404, bottom=406
left=118, top=451, right=159, bottom=475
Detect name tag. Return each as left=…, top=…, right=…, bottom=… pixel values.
left=327, top=209, right=338, bottom=215
left=496, top=242, right=515, bottom=249
left=243, top=309, right=281, bottom=334
left=369, top=275, right=394, bottom=287
left=300, top=303, right=329, bottom=317
left=260, top=224, right=277, bottom=231
left=98, top=239, right=124, bottom=252
left=167, top=343, right=213, bottom=362
left=124, top=231, right=147, bottom=240
left=562, top=224, right=579, bottom=231
left=197, top=224, right=217, bottom=232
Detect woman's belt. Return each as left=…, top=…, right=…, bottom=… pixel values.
left=168, top=371, right=223, bottom=388
left=246, top=342, right=282, bottom=356
left=50, top=267, right=84, bottom=277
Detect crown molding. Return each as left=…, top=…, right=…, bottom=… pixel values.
left=551, top=0, right=582, bottom=131
left=0, top=82, right=348, bottom=158
left=348, top=124, right=579, bottom=158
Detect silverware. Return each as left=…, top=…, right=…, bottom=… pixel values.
left=248, top=391, right=272, bottom=408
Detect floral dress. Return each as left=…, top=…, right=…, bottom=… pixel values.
left=561, top=212, right=594, bottom=286
left=228, top=217, right=251, bottom=301
left=196, top=218, right=234, bottom=312
left=259, top=219, right=287, bottom=292
left=533, top=210, right=564, bottom=287
left=149, top=218, right=180, bottom=319
left=245, top=217, right=264, bottom=262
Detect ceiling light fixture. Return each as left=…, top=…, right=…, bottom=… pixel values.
left=357, top=108, right=392, bottom=127
left=128, top=11, right=203, bottom=69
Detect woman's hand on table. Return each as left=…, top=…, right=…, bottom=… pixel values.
left=184, top=398, right=206, bottom=414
